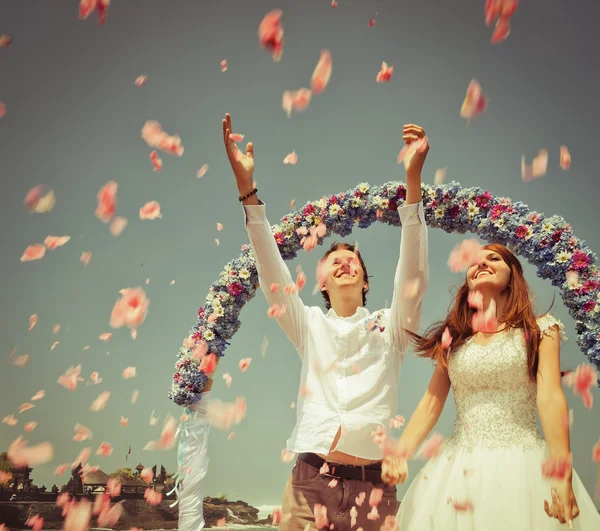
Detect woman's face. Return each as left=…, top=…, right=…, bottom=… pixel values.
left=467, top=249, right=511, bottom=293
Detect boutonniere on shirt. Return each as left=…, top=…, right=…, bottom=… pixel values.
left=365, top=310, right=385, bottom=333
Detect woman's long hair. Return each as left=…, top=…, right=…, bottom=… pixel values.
left=409, top=243, right=553, bottom=381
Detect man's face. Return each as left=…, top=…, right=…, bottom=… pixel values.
left=319, top=249, right=368, bottom=299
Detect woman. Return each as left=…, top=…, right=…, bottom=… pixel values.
left=383, top=243, right=600, bottom=530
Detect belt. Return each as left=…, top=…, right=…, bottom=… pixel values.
left=298, top=453, right=382, bottom=482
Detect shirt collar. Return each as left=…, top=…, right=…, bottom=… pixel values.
left=326, top=306, right=370, bottom=321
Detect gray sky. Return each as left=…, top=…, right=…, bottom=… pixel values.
left=0, top=0, right=599, bottom=509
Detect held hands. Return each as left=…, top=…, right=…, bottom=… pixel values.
left=381, top=455, right=409, bottom=486
left=222, top=113, right=255, bottom=191
left=544, top=477, right=580, bottom=528
left=401, top=124, right=429, bottom=178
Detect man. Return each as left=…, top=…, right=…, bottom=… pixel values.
left=222, top=113, right=429, bottom=530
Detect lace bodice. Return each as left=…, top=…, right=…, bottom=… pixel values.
left=445, top=315, right=566, bottom=450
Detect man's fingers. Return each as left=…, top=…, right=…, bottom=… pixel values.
left=403, top=134, right=419, bottom=143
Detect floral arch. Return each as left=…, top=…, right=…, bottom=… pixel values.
left=169, top=180, right=600, bottom=409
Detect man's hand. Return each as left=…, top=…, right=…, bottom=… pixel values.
left=381, top=455, right=408, bottom=485
left=401, top=124, right=429, bottom=178
left=222, top=113, right=255, bottom=194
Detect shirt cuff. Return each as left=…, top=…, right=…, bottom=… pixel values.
left=241, top=199, right=267, bottom=226
left=397, top=201, right=425, bottom=226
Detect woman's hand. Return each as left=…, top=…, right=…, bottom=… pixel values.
left=544, top=477, right=580, bottom=528
left=222, top=113, right=255, bottom=192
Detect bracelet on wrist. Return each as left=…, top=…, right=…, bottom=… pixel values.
left=239, top=187, right=258, bottom=202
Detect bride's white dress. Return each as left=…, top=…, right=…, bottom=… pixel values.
left=396, top=315, right=600, bottom=530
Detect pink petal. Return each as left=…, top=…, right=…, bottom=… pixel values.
left=21, top=244, right=46, bottom=262
left=141, top=120, right=184, bottom=156
left=135, top=75, right=148, bottom=87
left=44, top=235, right=71, bottom=250
left=150, top=150, right=163, bottom=172
left=109, top=216, right=128, bottom=236
left=417, top=433, right=444, bottom=459
left=448, top=239, right=483, bottom=272
left=258, top=9, right=284, bottom=62
left=8, top=436, right=53, bottom=467
left=460, top=80, right=488, bottom=125
left=122, top=366, right=136, bottom=379
left=311, top=49, right=332, bottom=95
left=29, top=314, right=38, bottom=330
left=197, top=164, right=209, bottom=178
left=239, top=358, right=252, bottom=372
left=376, top=61, right=393, bottom=83
left=95, top=442, right=113, bottom=457
left=95, top=181, right=118, bottom=223
left=220, top=60, right=228, bottom=72
left=521, top=149, right=548, bottom=182
left=90, top=391, right=111, bottom=412
left=140, top=468, right=154, bottom=484
left=139, top=200, right=162, bottom=220
left=283, top=151, right=298, bottom=164
left=24, top=185, right=56, bottom=213
left=31, top=390, right=45, bottom=401
left=560, top=145, right=571, bottom=170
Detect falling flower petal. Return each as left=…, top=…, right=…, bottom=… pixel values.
left=90, top=391, right=111, bottom=412
left=448, top=239, right=483, bottom=273
left=376, top=61, right=393, bottom=83
left=109, top=216, right=128, bottom=236
left=73, top=423, right=93, bottom=442
left=122, top=366, right=136, bottom=379
left=283, top=151, right=298, bottom=165
left=560, top=145, right=571, bottom=170
left=0, top=34, right=12, bottom=47
left=563, top=363, right=597, bottom=410
left=434, top=167, right=447, bottom=185
left=416, top=433, right=444, bottom=459
left=141, top=120, right=184, bottom=156
left=96, top=442, right=113, bottom=457
left=197, top=164, right=209, bottom=178
left=311, top=49, right=332, bottom=95
left=29, top=314, right=38, bottom=331
left=143, top=416, right=177, bottom=451
left=282, top=88, right=312, bottom=118
left=239, top=358, right=251, bottom=372
left=258, top=9, right=284, bottom=62
left=19, top=403, right=35, bottom=413
left=95, top=181, right=118, bottom=223
left=521, top=149, right=548, bottom=181
left=21, top=244, right=46, bottom=262
left=8, top=436, right=53, bottom=467
left=110, top=287, right=149, bottom=330
left=25, top=185, right=56, bottom=214
left=460, top=80, right=488, bottom=125
left=135, top=75, right=148, bottom=87
left=150, top=150, right=163, bottom=172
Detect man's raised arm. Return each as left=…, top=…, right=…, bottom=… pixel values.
left=223, top=113, right=307, bottom=353
left=242, top=201, right=307, bottom=352
left=389, top=124, right=431, bottom=356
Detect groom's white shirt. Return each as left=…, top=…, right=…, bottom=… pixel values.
left=242, top=200, right=429, bottom=460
